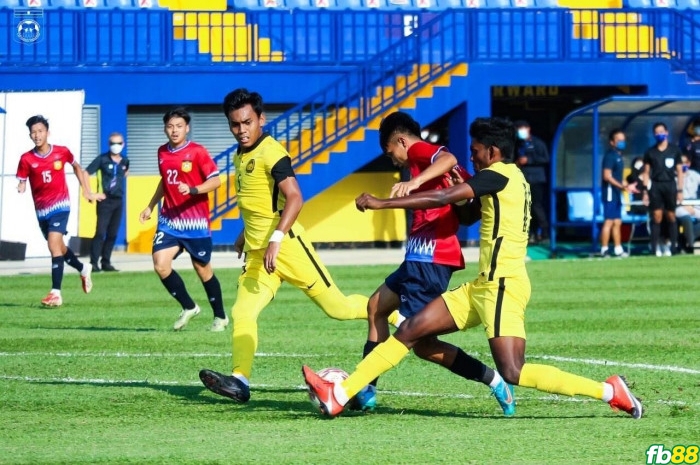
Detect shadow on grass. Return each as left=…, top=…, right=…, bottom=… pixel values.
left=0, top=302, right=26, bottom=308
left=31, top=326, right=157, bottom=332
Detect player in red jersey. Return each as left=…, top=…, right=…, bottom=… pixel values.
left=16, top=115, right=102, bottom=307
left=352, top=112, right=514, bottom=416
left=139, top=108, right=227, bottom=332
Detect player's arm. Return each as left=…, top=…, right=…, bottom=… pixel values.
left=358, top=182, right=474, bottom=211
left=390, top=150, right=458, bottom=198
left=676, top=160, right=685, bottom=204
left=357, top=169, right=507, bottom=211
left=140, top=179, right=164, bottom=223
left=264, top=157, right=301, bottom=273
left=72, top=160, right=101, bottom=202
left=178, top=173, right=221, bottom=196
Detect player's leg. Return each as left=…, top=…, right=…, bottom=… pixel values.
left=188, top=238, right=228, bottom=330
left=304, top=293, right=460, bottom=415
left=152, top=232, right=198, bottom=329
left=101, top=199, right=122, bottom=270
left=275, top=230, right=368, bottom=320
left=90, top=200, right=110, bottom=271
left=200, top=251, right=280, bottom=403
left=664, top=198, right=678, bottom=254
left=600, top=218, right=613, bottom=255
left=483, top=277, right=642, bottom=419
left=42, top=224, right=65, bottom=306
left=611, top=218, right=626, bottom=256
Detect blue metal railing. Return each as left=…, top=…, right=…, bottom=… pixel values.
left=3, top=8, right=700, bottom=68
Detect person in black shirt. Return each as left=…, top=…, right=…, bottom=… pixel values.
left=642, top=122, right=684, bottom=256
left=683, top=118, right=700, bottom=174
left=514, top=120, right=550, bottom=244
left=84, top=132, right=129, bottom=272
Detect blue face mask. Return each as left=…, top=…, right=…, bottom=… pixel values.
left=683, top=165, right=689, bottom=173
left=694, top=127, right=700, bottom=137
left=655, top=133, right=668, bottom=143
left=615, top=141, right=626, bottom=151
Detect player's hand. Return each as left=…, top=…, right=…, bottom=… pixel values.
left=390, top=179, right=420, bottom=198
left=139, top=207, right=152, bottom=224
left=517, top=156, right=528, bottom=166
left=177, top=183, right=190, bottom=195
left=17, top=182, right=26, bottom=194
left=626, top=182, right=639, bottom=194
left=234, top=233, right=245, bottom=259
left=642, top=191, right=649, bottom=207
left=355, top=193, right=382, bottom=212
left=677, top=192, right=684, bottom=205
left=94, top=193, right=107, bottom=201
left=264, top=242, right=281, bottom=273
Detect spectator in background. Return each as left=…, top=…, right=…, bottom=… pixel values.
left=642, top=122, right=684, bottom=257
left=676, top=154, right=700, bottom=253
left=514, top=120, right=550, bottom=244
left=683, top=117, right=700, bottom=173
left=84, top=132, right=129, bottom=272
left=600, top=128, right=634, bottom=257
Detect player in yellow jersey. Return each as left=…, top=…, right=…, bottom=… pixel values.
left=199, top=88, right=380, bottom=403
left=303, top=117, right=643, bottom=419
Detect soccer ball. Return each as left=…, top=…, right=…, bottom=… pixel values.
left=306, top=367, right=349, bottom=414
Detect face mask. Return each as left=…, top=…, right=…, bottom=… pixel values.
left=683, top=165, right=689, bottom=173
left=634, top=160, right=644, bottom=170
left=615, top=141, right=626, bottom=151
left=654, top=133, right=668, bottom=143
left=517, top=128, right=529, bottom=140
left=110, top=143, right=124, bottom=154
left=694, top=127, right=700, bottom=136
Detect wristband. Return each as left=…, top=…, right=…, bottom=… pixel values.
left=189, top=186, right=199, bottom=195
left=269, top=230, right=285, bottom=243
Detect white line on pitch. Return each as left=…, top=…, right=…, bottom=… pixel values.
left=0, top=375, right=697, bottom=407
left=1, top=351, right=698, bottom=375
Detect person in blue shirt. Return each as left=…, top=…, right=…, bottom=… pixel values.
left=84, top=132, right=129, bottom=272
left=600, top=128, right=633, bottom=257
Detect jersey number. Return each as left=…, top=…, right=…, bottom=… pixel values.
left=153, top=231, right=164, bottom=245
left=42, top=170, right=52, bottom=183
left=166, top=169, right=179, bottom=185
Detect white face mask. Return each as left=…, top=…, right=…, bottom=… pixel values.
left=517, top=128, right=529, bottom=140
left=110, top=143, right=124, bottom=155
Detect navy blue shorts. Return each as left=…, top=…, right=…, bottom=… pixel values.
left=385, top=261, right=454, bottom=318
left=38, top=211, right=70, bottom=239
left=152, top=230, right=212, bottom=264
left=602, top=198, right=622, bottom=220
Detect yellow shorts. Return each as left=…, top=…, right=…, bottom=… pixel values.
left=240, top=229, right=336, bottom=298
left=442, top=275, right=531, bottom=339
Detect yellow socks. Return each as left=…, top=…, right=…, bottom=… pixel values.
left=519, top=363, right=604, bottom=399
left=342, top=336, right=409, bottom=398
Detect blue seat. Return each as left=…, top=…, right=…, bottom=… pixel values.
left=0, top=0, right=23, bottom=7
left=567, top=191, right=604, bottom=223
left=534, top=0, right=558, bottom=6
left=485, top=0, right=510, bottom=5
left=625, top=0, right=653, bottom=6
left=675, top=0, right=699, bottom=7
left=105, top=0, right=139, bottom=8
left=49, top=0, right=81, bottom=7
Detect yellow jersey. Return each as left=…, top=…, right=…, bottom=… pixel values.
left=234, top=134, right=305, bottom=251
left=465, top=162, right=531, bottom=281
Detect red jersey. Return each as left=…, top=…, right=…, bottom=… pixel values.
left=157, top=141, right=219, bottom=239
left=405, top=141, right=464, bottom=269
left=16, top=145, right=75, bottom=219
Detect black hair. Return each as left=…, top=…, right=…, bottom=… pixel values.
left=26, top=115, right=49, bottom=131
left=163, top=107, right=191, bottom=125
left=469, top=117, right=516, bottom=162
left=222, top=88, right=264, bottom=117
left=652, top=121, right=668, bottom=132
left=378, top=112, right=422, bottom=151
left=513, top=119, right=529, bottom=129
left=609, top=128, right=624, bottom=142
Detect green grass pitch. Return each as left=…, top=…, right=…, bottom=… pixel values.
left=0, top=256, right=698, bottom=464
